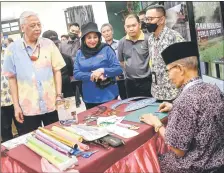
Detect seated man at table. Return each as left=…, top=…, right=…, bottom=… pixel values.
left=140, top=42, right=224, bottom=173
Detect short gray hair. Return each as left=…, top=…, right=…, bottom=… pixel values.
left=20, top=11, right=39, bottom=25
left=101, top=23, right=113, bottom=32
left=173, top=56, right=198, bottom=70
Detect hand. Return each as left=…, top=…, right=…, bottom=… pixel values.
left=99, top=74, right=107, bottom=81
left=140, top=113, right=161, bottom=127
left=56, top=96, right=63, bottom=107
left=14, top=105, right=24, bottom=123
left=158, top=102, right=173, bottom=112
left=91, top=68, right=104, bottom=82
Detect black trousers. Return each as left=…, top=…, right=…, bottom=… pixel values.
left=117, top=79, right=127, bottom=100
left=20, top=110, right=59, bottom=135
left=125, top=77, right=152, bottom=98
left=71, top=80, right=82, bottom=107
left=1, top=105, right=23, bottom=142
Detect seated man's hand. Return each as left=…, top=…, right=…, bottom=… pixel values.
left=140, top=113, right=161, bottom=127
left=158, top=102, right=173, bottom=112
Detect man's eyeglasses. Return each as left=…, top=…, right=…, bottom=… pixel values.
left=145, top=16, right=163, bottom=22
left=165, top=65, right=178, bottom=73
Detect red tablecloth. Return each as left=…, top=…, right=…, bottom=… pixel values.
left=1, top=100, right=169, bottom=173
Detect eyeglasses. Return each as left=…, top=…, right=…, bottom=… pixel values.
left=145, top=16, right=163, bottom=22
left=23, top=42, right=40, bottom=61
left=165, top=65, right=178, bottom=73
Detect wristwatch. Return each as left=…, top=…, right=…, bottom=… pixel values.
left=154, top=122, right=163, bottom=132
left=56, top=93, right=63, bottom=98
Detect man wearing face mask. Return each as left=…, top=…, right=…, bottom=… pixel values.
left=146, top=5, right=185, bottom=102
left=59, top=23, right=81, bottom=61
left=59, top=23, right=82, bottom=107
left=138, top=10, right=148, bottom=34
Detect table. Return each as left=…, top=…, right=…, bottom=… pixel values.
left=1, top=100, right=169, bottom=173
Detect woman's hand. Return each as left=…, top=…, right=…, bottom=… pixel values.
left=91, top=68, right=105, bottom=82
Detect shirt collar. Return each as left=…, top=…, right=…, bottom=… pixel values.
left=153, top=26, right=168, bottom=41
left=180, top=77, right=201, bottom=91
left=125, top=30, right=144, bottom=41
left=68, top=38, right=80, bottom=44
left=21, top=37, right=42, bottom=50
left=110, top=39, right=118, bottom=45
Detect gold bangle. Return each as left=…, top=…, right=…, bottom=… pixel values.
left=155, top=123, right=163, bottom=132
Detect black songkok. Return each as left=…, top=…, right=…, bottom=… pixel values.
left=161, top=42, right=199, bottom=65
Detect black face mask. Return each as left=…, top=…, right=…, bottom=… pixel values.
left=146, top=23, right=158, bottom=33
left=68, top=32, right=79, bottom=40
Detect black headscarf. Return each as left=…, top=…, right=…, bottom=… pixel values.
left=81, top=35, right=109, bottom=58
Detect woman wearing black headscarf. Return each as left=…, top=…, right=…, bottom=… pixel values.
left=74, top=22, right=122, bottom=109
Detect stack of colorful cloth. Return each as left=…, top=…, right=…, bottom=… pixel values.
left=25, top=126, right=90, bottom=171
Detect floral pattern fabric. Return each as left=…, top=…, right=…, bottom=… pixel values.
left=160, top=78, right=224, bottom=173
left=1, top=52, right=13, bottom=107
left=148, top=26, right=185, bottom=100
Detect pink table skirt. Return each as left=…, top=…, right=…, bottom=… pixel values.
left=1, top=133, right=169, bottom=173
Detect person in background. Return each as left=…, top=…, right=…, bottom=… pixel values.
left=139, top=10, right=146, bottom=23
left=3, top=11, right=65, bottom=134
left=138, top=10, right=148, bottom=34
left=145, top=5, right=185, bottom=102
left=59, top=22, right=81, bottom=59
left=42, top=30, right=74, bottom=98
left=61, top=34, right=69, bottom=43
left=101, top=23, right=127, bottom=100
left=140, top=41, right=224, bottom=173
left=101, top=23, right=119, bottom=55
left=1, top=46, right=23, bottom=142
left=118, top=14, right=152, bottom=98
left=74, top=22, right=122, bottom=110
left=59, top=22, right=82, bottom=107
left=4, top=38, right=14, bottom=47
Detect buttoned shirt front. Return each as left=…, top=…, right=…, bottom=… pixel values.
left=2, top=37, right=66, bottom=116
left=148, top=26, right=185, bottom=100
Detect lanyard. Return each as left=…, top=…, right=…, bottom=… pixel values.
left=182, top=79, right=203, bottom=92
left=23, top=42, right=40, bottom=61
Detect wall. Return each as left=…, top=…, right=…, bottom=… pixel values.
left=1, top=2, right=109, bottom=37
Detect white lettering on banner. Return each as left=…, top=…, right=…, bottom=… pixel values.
left=196, top=23, right=222, bottom=30
left=196, top=22, right=223, bottom=38
left=217, top=29, right=221, bottom=34
left=209, top=30, right=216, bottom=36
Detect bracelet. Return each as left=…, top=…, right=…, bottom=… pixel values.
left=154, top=123, right=163, bottom=132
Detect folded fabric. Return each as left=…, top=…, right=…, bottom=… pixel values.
left=124, top=98, right=157, bottom=112
left=64, top=125, right=108, bottom=141
left=35, top=133, right=69, bottom=155
left=26, top=136, right=78, bottom=171
left=51, top=126, right=83, bottom=142
left=105, top=124, right=139, bottom=138
left=36, top=129, right=75, bottom=155
left=110, top=96, right=149, bottom=110
left=38, top=127, right=77, bottom=149
left=51, top=126, right=89, bottom=151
